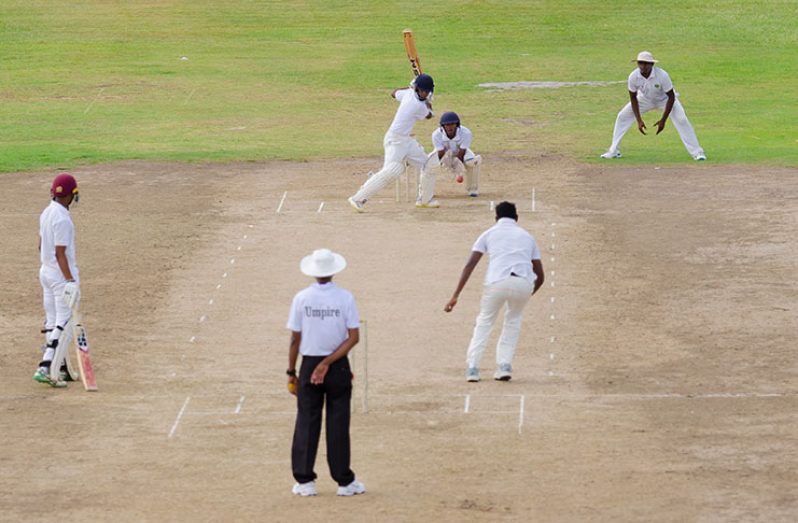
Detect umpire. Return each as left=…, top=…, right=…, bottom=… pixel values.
left=286, top=248, right=365, bottom=497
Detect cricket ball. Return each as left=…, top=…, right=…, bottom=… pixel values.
left=288, top=382, right=297, bottom=393
left=456, top=175, right=464, bottom=183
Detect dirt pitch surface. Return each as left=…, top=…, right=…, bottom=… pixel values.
left=1, top=157, right=796, bottom=522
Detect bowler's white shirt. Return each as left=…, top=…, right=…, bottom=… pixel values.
left=287, top=282, right=360, bottom=357
left=387, top=88, right=430, bottom=137
left=628, top=66, right=673, bottom=105
left=39, top=200, right=79, bottom=282
left=432, top=126, right=473, bottom=153
left=472, top=218, right=540, bottom=286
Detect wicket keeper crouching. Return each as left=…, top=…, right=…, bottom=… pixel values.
left=286, top=248, right=365, bottom=497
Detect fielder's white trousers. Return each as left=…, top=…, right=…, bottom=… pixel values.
left=466, top=276, right=534, bottom=369
left=352, top=132, right=427, bottom=203
left=606, top=96, right=704, bottom=158
left=39, top=269, right=78, bottom=353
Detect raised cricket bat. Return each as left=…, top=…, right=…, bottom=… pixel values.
left=403, top=29, right=422, bottom=77
left=72, top=310, right=98, bottom=391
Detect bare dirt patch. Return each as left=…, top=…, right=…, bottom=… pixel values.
left=1, top=157, right=796, bottom=521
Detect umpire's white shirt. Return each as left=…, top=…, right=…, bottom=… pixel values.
left=39, top=200, right=79, bottom=283
left=287, top=282, right=360, bottom=356
left=473, top=218, right=541, bottom=286
left=628, top=66, right=673, bottom=105
left=387, top=88, right=430, bottom=138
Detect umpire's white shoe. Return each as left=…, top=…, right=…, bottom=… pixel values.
left=466, top=368, right=480, bottom=382
left=693, top=154, right=707, bottom=161
left=292, top=481, right=317, bottom=496
left=337, top=480, right=366, bottom=497
left=494, top=364, right=512, bottom=381
left=600, top=150, right=622, bottom=159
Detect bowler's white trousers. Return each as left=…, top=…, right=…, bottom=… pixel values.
left=352, top=132, right=428, bottom=203
left=606, top=96, right=704, bottom=158
left=466, top=275, right=534, bottom=369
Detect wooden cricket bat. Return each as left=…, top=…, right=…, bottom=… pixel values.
left=72, top=310, right=98, bottom=391
left=403, top=29, right=422, bottom=77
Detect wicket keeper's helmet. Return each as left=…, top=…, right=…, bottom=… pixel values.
left=414, top=73, right=434, bottom=92
left=440, top=111, right=460, bottom=127
left=51, top=173, right=79, bottom=199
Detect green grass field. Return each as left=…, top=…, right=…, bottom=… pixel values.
left=1, top=0, right=795, bottom=172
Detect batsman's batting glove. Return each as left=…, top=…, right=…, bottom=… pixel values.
left=63, top=281, right=80, bottom=309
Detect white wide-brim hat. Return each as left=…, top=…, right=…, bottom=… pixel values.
left=635, top=51, right=658, bottom=63
left=300, top=248, right=347, bottom=277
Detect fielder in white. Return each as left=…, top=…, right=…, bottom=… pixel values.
left=34, top=173, right=81, bottom=387
left=348, top=73, right=437, bottom=212
left=601, top=51, right=706, bottom=161
left=425, top=111, right=482, bottom=198
left=445, top=202, right=544, bottom=382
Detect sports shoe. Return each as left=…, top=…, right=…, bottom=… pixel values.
left=347, top=197, right=365, bottom=213
left=415, top=199, right=440, bottom=209
left=468, top=192, right=479, bottom=198
left=337, top=480, right=365, bottom=497
left=466, top=368, right=480, bottom=382
left=494, top=364, right=512, bottom=381
left=600, top=151, right=622, bottom=159
left=693, top=154, right=706, bottom=161
left=33, top=367, right=67, bottom=388
left=292, top=481, right=317, bottom=497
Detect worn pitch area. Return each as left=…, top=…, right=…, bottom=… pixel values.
left=1, top=158, right=796, bottom=521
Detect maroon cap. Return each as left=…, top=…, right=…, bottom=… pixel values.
left=51, top=173, right=78, bottom=198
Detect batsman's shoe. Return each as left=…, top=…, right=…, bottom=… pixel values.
left=292, top=481, right=318, bottom=497
left=600, top=151, right=622, bottom=159
left=337, top=480, right=366, bottom=497
left=468, top=192, right=479, bottom=198
left=693, top=154, right=707, bottom=161
left=348, top=197, right=365, bottom=213
left=494, top=364, right=512, bottom=381
left=33, top=367, right=67, bottom=388
left=415, top=199, right=440, bottom=209
left=466, top=368, right=480, bottom=382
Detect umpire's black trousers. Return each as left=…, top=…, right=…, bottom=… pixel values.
left=291, top=355, right=355, bottom=486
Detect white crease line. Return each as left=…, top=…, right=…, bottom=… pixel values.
left=216, top=284, right=222, bottom=290
left=550, top=297, right=555, bottom=303
left=490, top=200, right=495, bottom=211
left=189, top=336, right=196, bottom=343
left=208, top=299, right=214, bottom=305
left=551, top=232, right=556, bottom=237
left=237, top=246, right=242, bottom=251
left=532, top=188, right=536, bottom=212
left=550, top=244, right=555, bottom=250
left=518, top=395, right=525, bottom=434
left=199, top=315, right=207, bottom=323
left=243, top=234, right=248, bottom=239
left=550, top=353, right=555, bottom=360
left=276, top=191, right=287, bottom=213
left=183, top=87, right=196, bottom=105
left=464, top=394, right=471, bottom=413
left=84, top=87, right=105, bottom=114
left=550, top=314, right=555, bottom=320
left=222, top=272, right=228, bottom=278
left=550, top=336, right=555, bottom=343
left=318, top=202, right=325, bottom=213
left=168, top=396, right=191, bottom=438
left=551, top=256, right=555, bottom=262
left=230, top=259, right=235, bottom=265
left=234, top=395, right=246, bottom=414
left=550, top=282, right=555, bottom=287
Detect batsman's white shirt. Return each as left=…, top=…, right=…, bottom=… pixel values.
left=473, top=218, right=540, bottom=286
left=432, top=126, right=473, bottom=153
left=287, top=282, right=360, bottom=357
left=628, top=66, right=674, bottom=104
left=387, top=88, right=430, bottom=137
left=39, top=200, right=79, bottom=283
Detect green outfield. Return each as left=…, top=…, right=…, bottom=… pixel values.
left=1, top=0, right=795, bottom=172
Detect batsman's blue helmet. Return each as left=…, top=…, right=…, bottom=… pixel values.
left=414, top=73, right=434, bottom=92
left=440, top=111, right=460, bottom=126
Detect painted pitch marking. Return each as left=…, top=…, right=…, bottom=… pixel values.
left=234, top=395, right=246, bottom=414
left=518, top=395, right=525, bottom=434
left=183, top=87, right=197, bottom=105
left=168, top=396, right=191, bottom=438
left=464, top=394, right=471, bottom=413
left=532, top=188, right=536, bottom=212
left=276, top=191, right=288, bottom=213
left=84, top=87, right=105, bottom=114
left=318, top=202, right=325, bottom=213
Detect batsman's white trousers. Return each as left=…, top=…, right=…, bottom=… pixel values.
left=466, top=275, right=534, bottom=369
left=352, top=132, right=427, bottom=203
left=606, top=96, right=704, bottom=158
left=39, top=269, right=78, bottom=348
